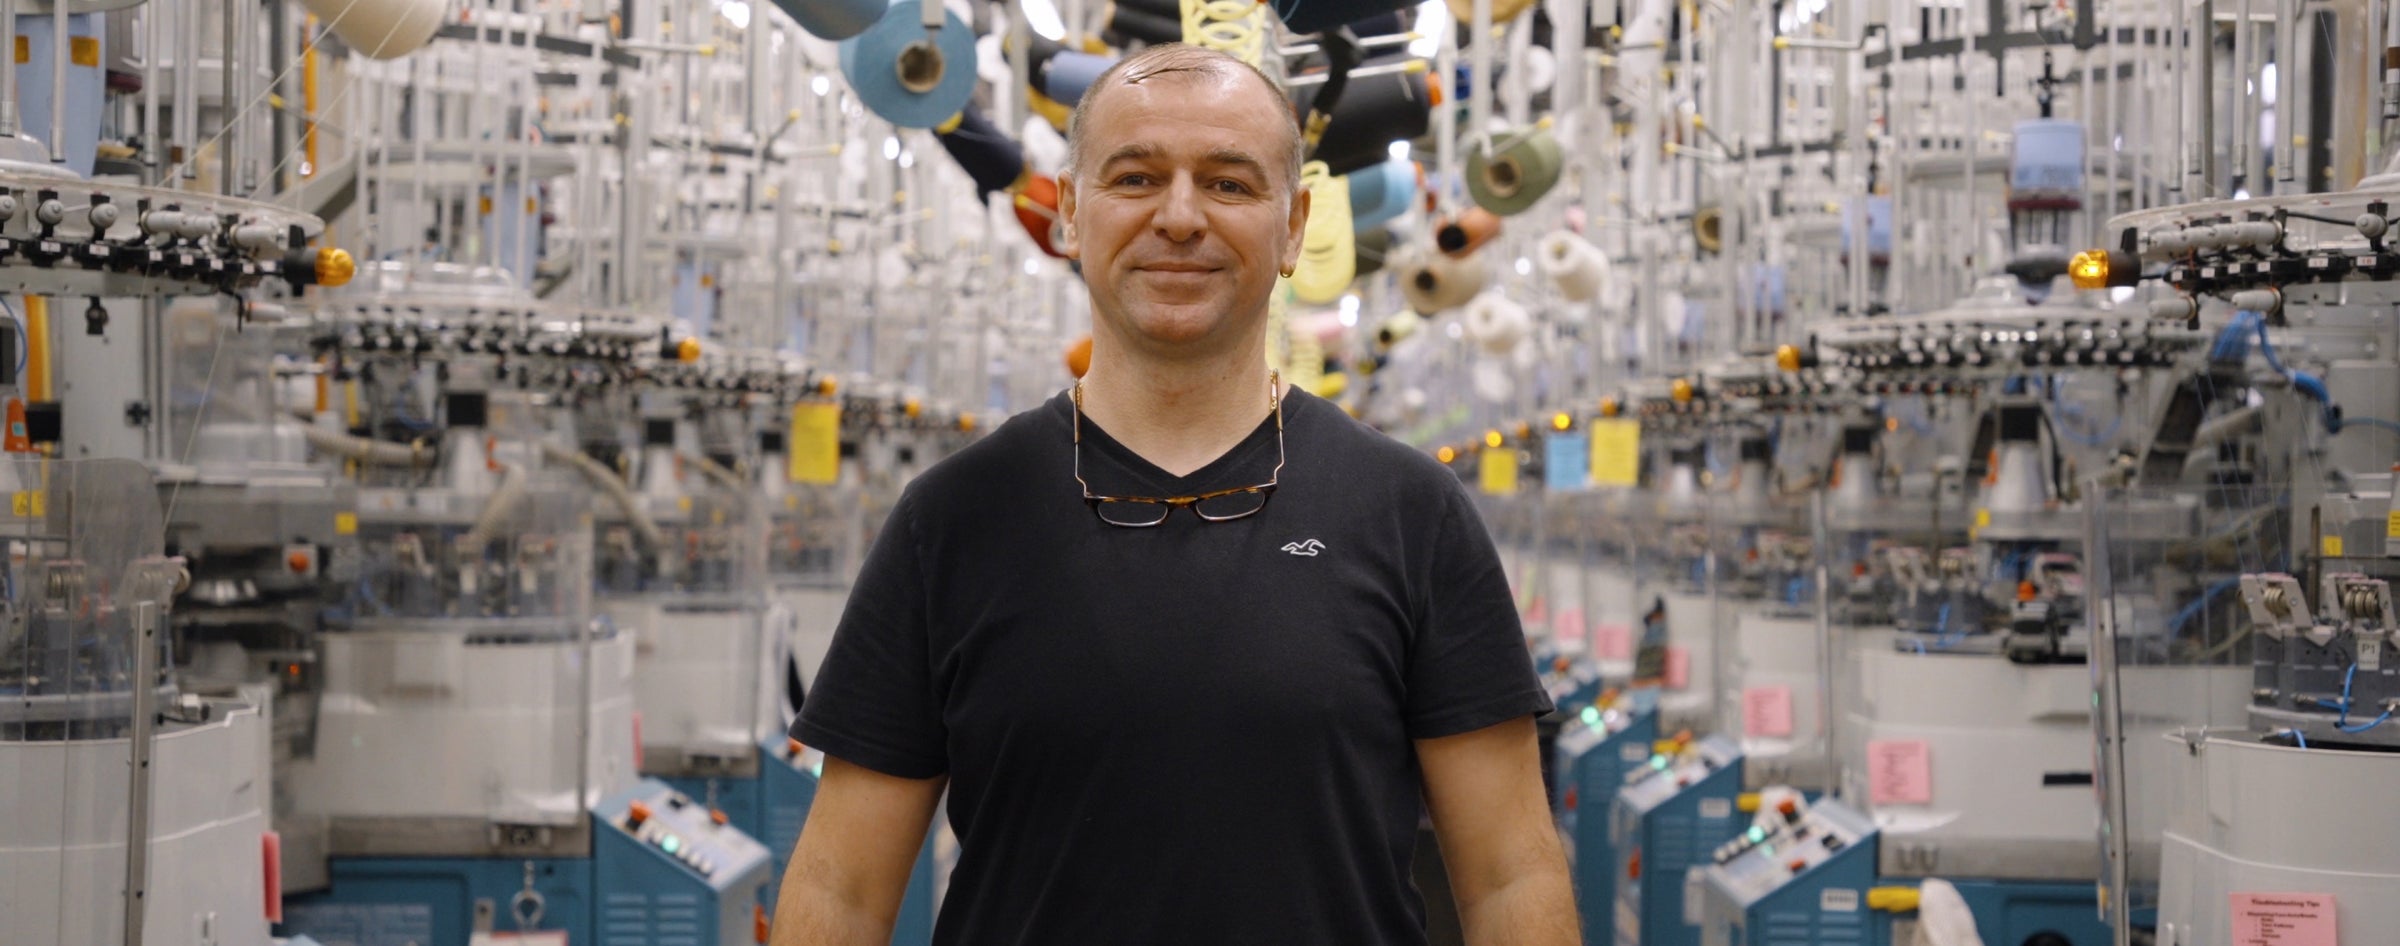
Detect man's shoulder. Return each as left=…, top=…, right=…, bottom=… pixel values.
left=1290, top=391, right=1467, bottom=496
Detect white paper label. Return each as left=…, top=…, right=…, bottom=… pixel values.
left=1623, top=743, right=1651, bottom=763
left=1683, top=867, right=1709, bottom=926
left=1822, top=888, right=1861, bottom=913
left=1700, top=797, right=1733, bottom=820
left=2362, top=638, right=2383, bottom=672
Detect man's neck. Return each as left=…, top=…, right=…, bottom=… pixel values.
left=1077, top=350, right=1281, bottom=479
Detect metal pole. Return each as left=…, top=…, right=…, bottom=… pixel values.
left=221, top=0, right=239, bottom=193
left=122, top=600, right=162, bottom=946
left=48, top=0, right=65, bottom=162
left=2082, top=493, right=2135, bottom=942
left=1811, top=491, right=1838, bottom=797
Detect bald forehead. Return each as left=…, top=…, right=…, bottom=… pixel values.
left=1068, top=49, right=1302, bottom=184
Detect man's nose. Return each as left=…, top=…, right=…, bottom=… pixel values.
left=1153, top=173, right=1207, bottom=242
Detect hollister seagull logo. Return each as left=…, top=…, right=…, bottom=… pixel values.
left=1281, top=539, right=1326, bottom=557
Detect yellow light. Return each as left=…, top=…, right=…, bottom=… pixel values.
left=903, top=398, right=922, bottom=419
left=1886, top=416, right=1901, bottom=433
left=816, top=377, right=838, bottom=397
left=2069, top=249, right=2110, bottom=290
left=315, top=247, right=356, bottom=287
left=675, top=338, right=702, bottom=363
left=958, top=414, right=977, bottom=432
left=1599, top=397, right=1621, bottom=418
left=1513, top=422, right=1533, bottom=440
left=1436, top=446, right=1458, bottom=464
left=1775, top=344, right=1802, bottom=372
left=1671, top=378, right=1694, bottom=403
left=1552, top=412, right=1573, bottom=431
left=1484, top=429, right=1505, bottom=449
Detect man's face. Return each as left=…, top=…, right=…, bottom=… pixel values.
left=1059, top=69, right=1309, bottom=357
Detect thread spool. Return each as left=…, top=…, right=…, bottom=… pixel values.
left=1064, top=334, right=1093, bottom=378
left=1043, top=51, right=1117, bottom=105
left=1274, top=0, right=1416, bottom=34
left=839, top=0, right=979, bottom=128
left=1013, top=174, right=1069, bottom=257
left=1396, top=244, right=1488, bottom=315
left=1105, top=2, right=1185, bottom=44
left=935, top=106, right=1028, bottom=197
left=1841, top=195, right=1892, bottom=262
left=1027, top=87, right=1074, bottom=133
left=1444, top=0, right=1536, bottom=23
left=1434, top=207, right=1502, bottom=258
left=1292, top=161, right=1358, bottom=305
left=1462, top=292, right=1532, bottom=355
left=1347, top=159, right=1417, bottom=232
left=1374, top=309, right=1423, bottom=349
left=1465, top=125, right=1563, bottom=216
left=1292, top=57, right=1430, bottom=175
left=1537, top=231, right=1609, bottom=302
left=1692, top=206, right=1723, bottom=254
left=2009, top=119, right=2086, bottom=211
left=295, top=0, right=446, bottom=59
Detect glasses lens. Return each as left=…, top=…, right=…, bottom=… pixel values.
left=1193, top=489, right=1269, bottom=521
left=1094, top=500, right=1174, bottom=527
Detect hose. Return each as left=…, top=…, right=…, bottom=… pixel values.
left=301, top=424, right=434, bottom=467
left=683, top=450, right=750, bottom=499
left=540, top=441, right=667, bottom=551
left=460, top=461, right=530, bottom=550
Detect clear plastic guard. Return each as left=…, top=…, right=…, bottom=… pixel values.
left=0, top=457, right=183, bottom=946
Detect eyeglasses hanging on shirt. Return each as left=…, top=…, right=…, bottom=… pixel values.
left=1070, top=371, right=1283, bottom=528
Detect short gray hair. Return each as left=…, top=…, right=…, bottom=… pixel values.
left=1063, top=43, right=1306, bottom=196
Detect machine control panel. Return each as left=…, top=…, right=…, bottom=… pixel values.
left=1619, top=733, right=1742, bottom=814
left=1706, top=796, right=1876, bottom=906
left=599, top=780, right=772, bottom=887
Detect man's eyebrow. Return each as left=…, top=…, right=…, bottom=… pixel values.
left=1098, top=143, right=1161, bottom=168
left=1202, top=148, right=1270, bottom=176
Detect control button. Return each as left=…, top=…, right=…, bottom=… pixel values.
left=1787, top=859, right=1807, bottom=874
left=627, top=801, right=652, bottom=828
left=667, top=794, right=688, bottom=809
left=1823, top=835, right=1845, bottom=851
left=711, top=808, right=730, bottom=827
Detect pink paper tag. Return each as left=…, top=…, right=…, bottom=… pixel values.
left=2230, top=893, right=2338, bottom=946
left=1664, top=645, right=1691, bottom=689
left=1743, top=685, right=1796, bottom=738
left=1552, top=607, right=1587, bottom=644
left=1523, top=597, right=1550, bottom=627
left=1593, top=623, right=1633, bottom=660
left=1866, top=739, right=1934, bottom=805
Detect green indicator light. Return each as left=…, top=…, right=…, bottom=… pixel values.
left=660, top=835, right=681, bottom=854
left=1651, top=756, right=1670, bottom=770
left=1581, top=706, right=1602, bottom=727
left=1747, top=826, right=1768, bottom=843
left=1759, top=843, right=1775, bottom=858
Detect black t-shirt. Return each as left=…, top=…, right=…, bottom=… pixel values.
left=792, top=386, right=1551, bottom=945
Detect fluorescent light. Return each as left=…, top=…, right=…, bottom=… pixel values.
left=883, top=137, right=901, bottom=160
left=812, top=75, right=831, bottom=96
left=718, top=0, right=751, bottom=29
left=1388, top=140, right=1411, bottom=162
left=1408, top=0, right=1446, bottom=58
left=1024, top=0, right=1066, bottom=40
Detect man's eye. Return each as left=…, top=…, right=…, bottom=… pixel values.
left=1114, top=174, right=1151, bottom=187
left=1213, top=180, right=1251, bottom=195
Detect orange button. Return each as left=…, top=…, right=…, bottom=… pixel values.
left=1777, top=798, right=1799, bottom=815
left=287, top=551, right=312, bottom=574
left=787, top=738, right=804, bottom=758
left=1627, top=850, right=1642, bottom=879
left=754, top=904, right=770, bottom=944
left=627, top=800, right=651, bottom=827
left=1788, top=859, right=1807, bottom=873
left=711, top=808, right=729, bottom=826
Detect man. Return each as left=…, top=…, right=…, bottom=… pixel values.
left=772, top=43, right=1576, bottom=945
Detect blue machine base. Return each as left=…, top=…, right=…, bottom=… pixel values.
left=1557, top=709, right=1659, bottom=946
left=1900, top=878, right=2109, bottom=946
left=280, top=856, right=595, bottom=946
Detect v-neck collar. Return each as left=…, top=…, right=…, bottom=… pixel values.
left=1054, top=386, right=1301, bottom=495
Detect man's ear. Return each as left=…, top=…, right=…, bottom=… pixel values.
left=1057, top=175, right=1081, bottom=260
left=1280, top=183, right=1312, bottom=276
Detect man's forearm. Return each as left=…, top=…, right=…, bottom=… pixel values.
left=767, top=880, right=898, bottom=946
left=1457, top=868, right=1581, bottom=946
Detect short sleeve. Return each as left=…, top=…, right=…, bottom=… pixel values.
left=791, top=495, right=949, bottom=778
left=1402, top=486, right=1554, bottom=739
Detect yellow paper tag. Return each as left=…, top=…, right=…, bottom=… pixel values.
left=1479, top=448, right=1520, bottom=495
left=788, top=402, right=841, bottom=485
left=2325, top=535, right=2346, bottom=558
left=1589, top=419, right=1641, bottom=486
left=334, top=512, right=359, bottom=536
left=2385, top=510, right=2400, bottom=538
left=10, top=490, right=42, bottom=517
